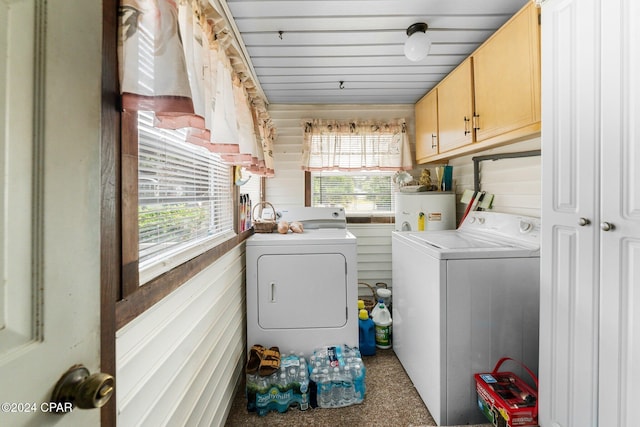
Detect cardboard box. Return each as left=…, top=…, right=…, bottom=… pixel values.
left=474, top=357, right=538, bottom=427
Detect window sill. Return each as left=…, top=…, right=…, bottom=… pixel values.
left=116, top=228, right=254, bottom=329
left=346, top=215, right=395, bottom=224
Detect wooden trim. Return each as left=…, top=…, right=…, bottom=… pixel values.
left=347, top=215, right=395, bottom=224
left=121, top=111, right=139, bottom=296
left=304, top=171, right=311, bottom=206
left=115, top=229, right=253, bottom=330
left=101, top=0, right=119, bottom=424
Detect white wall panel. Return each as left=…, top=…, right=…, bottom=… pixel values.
left=447, top=137, right=542, bottom=219
left=346, top=223, right=394, bottom=289
left=116, top=245, right=246, bottom=427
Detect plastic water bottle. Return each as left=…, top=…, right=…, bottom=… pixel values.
left=372, top=301, right=393, bottom=349
left=318, top=368, right=331, bottom=407
left=342, top=365, right=356, bottom=405
left=278, top=372, right=289, bottom=391
left=298, top=369, right=309, bottom=410
left=288, top=367, right=298, bottom=389
left=351, top=363, right=365, bottom=402
left=331, top=367, right=344, bottom=406
left=358, top=308, right=376, bottom=356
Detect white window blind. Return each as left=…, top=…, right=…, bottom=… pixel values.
left=137, top=111, right=233, bottom=282
left=311, top=171, right=395, bottom=214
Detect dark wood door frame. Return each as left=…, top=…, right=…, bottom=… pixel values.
left=101, top=0, right=119, bottom=425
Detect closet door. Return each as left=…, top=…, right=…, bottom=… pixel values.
left=598, top=0, right=640, bottom=425
left=539, top=0, right=600, bottom=426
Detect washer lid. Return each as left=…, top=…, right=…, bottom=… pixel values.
left=413, top=232, right=516, bottom=250
left=393, top=212, right=541, bottom=259
left=396, top=230, right=539, bottom=259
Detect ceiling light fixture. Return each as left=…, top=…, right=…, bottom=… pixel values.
left=404, top=23, right=431, bottom=62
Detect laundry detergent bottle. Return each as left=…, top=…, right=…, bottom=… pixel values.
left=358, top=309, right=376, bottom=356
left=372, top=302, right=392, bottom=349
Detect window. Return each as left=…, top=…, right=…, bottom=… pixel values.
left=311, top=170, right=395, bottom=215
left=137, top=111, right=234, bottom=283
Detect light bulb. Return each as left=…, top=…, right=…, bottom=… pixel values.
left=404, top=31, right=431, bottom=62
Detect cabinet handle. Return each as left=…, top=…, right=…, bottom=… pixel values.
left=600, top=222, right=614, bottom=231
left=464, top=116, right=471, bottom=135
left=473, top=114, right=480, bottom=130
left=578, top=217, right=591, bottom=226
left=431, top=134, right=437, bottom=149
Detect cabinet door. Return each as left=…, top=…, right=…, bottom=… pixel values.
left=473, top=2, right=540, bottom=142
left=437, top=58, right=473, bottom=153
left=415, top=88, right=438, bottom=163
left=257, top=253, right=347, bottom=329
left=539, top=0, right=600, bottom=426
left=598, top=0, right=640, bottom=425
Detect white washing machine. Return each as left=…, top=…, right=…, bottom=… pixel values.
left=391, top=211, right=540, bottom=426
left=246, top=207, right=358, bottom=357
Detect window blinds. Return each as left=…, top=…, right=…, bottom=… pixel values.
left=137, top=111, right=233, bottom=273
left=311, top=171, right=395, bottom=214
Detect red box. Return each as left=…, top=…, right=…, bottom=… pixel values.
left=474, top=357, right=538, bottom=427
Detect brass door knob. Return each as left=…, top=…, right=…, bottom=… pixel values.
left=51, top=364, right=114, bottom=411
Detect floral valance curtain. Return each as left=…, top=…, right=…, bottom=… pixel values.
left=301, top=119, right=413, bottom=171
left=118, top=0, right=274, bottom=176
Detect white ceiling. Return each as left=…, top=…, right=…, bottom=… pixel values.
left=223, top=0, right=531, bottom=105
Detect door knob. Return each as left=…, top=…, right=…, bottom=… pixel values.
left=578, top=217, right=591, bottom=226
left=51, top=364, right=114, bottom=411
left=600, top=222, right=614, bottom=231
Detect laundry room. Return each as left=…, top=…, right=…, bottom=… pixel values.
left=102, top=1, right=637, bottom=427
left=2, top=1, right=637, bottom=427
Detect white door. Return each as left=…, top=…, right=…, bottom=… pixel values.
left=539, top=0, right=601, bottom=426
left=598, top=0, right=640, bottom=425
left=0, top=1, right=103, bottom=426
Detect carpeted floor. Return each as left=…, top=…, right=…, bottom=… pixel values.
left=224, top=349, right=491, bottom=427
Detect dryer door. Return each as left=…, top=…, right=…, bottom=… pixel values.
left=257, top=253, right=347, bottom=329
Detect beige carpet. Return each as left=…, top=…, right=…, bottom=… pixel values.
left=224, top=348, right=491, bottom=427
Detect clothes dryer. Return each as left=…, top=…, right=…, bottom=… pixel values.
left=246, top=207, right=358, bottom=357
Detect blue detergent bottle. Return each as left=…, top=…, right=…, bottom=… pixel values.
left=358, top=309, right=376, bottom=356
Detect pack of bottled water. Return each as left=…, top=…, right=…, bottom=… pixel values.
left=308, top=344, right=366, bottom=408
left=246, top=352, right=310, bottom=416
